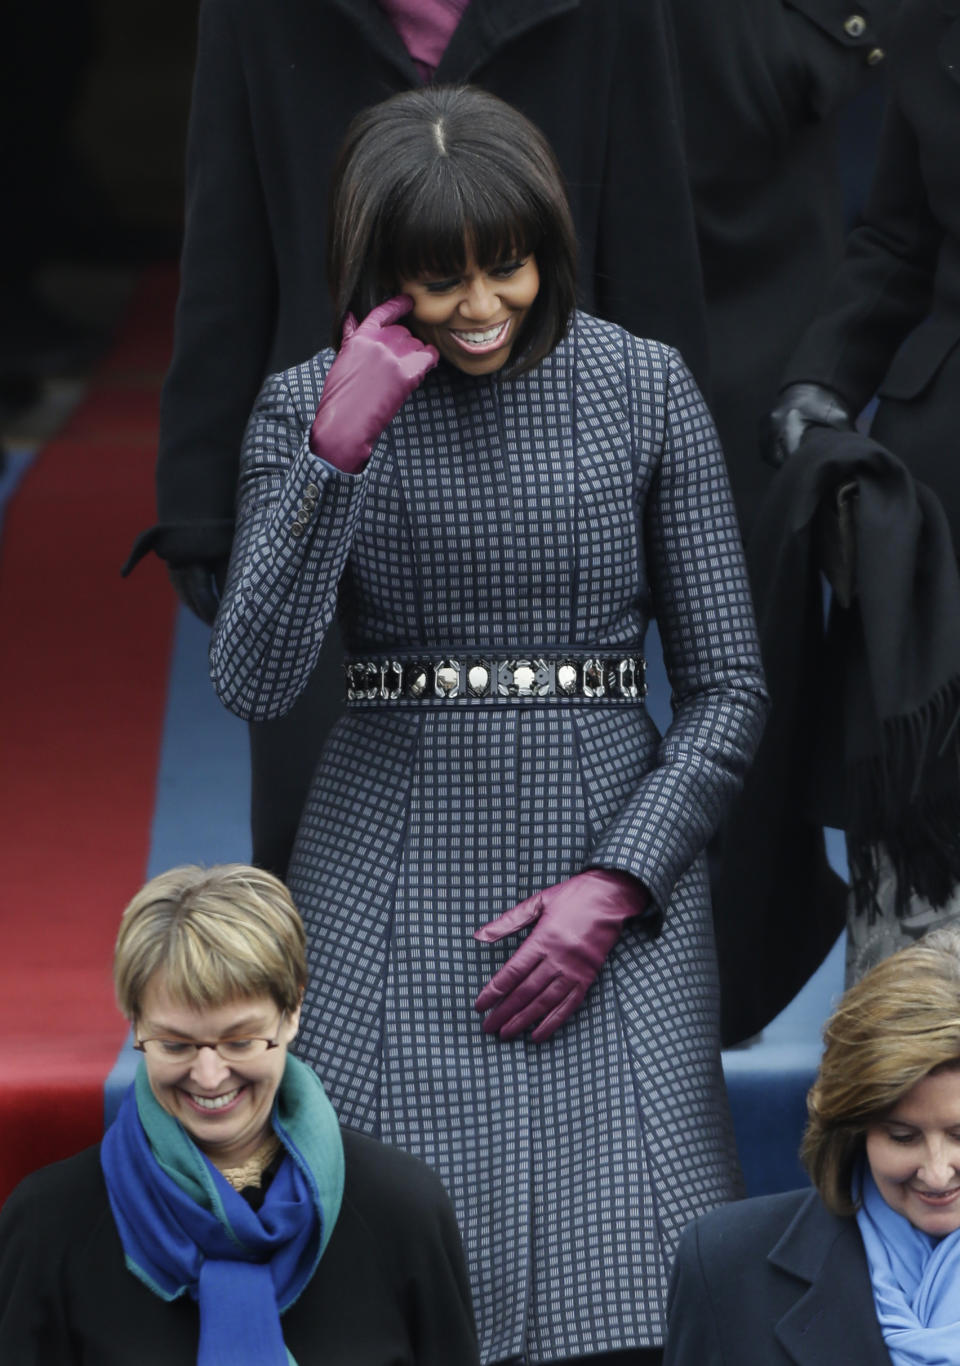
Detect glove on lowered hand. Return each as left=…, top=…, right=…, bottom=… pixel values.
left=474, top=869, right=649, bottom=1043
left=168, top=559, right=229, bottom=625
left=309, top=295, right=438, bottom=474
left=763, top=382, right=853, bottom=469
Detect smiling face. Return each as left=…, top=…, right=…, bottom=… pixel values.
left=398, top=247, right=540, bottom=376
left=137, top=974, right=300, bottom=1170
left=865, top=1066, right=960, bottom=1236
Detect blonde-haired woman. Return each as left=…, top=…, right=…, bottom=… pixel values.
left=0, top=864, right=478, bottom=1366
left=664, top=926, right=960, bottom=1366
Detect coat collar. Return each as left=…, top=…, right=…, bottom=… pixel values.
left=437, top=0, right=581, bottom=82
left=323, top=0, right=581, bottom=84
left=322, top=0, right=417, bottom=81
left=769, top=1191, right=892, bottom=1366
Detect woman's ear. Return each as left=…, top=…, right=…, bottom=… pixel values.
left=287, top=989, right=305, bottom=1038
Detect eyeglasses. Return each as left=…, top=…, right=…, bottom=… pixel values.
left=134, top=1025, right=283, bottom=1065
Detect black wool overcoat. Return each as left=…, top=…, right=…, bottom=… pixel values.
left=673, top=0, right=899, bottom=536
left=786, top=0, right=960, bottom=546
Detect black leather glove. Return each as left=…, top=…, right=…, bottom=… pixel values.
left=763, top=382, right=854, bottom=469
left=167, top=559, right=228, bottom=625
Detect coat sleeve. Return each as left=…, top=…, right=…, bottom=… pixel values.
left=588, top=343, right=769, bottom=911
left=779, top=0, right=898, bottom=122
left=401, top=1181, right=481, bottom=1366
left=661, top=1220, right=725, bottom=1366
left=784, top=37, right=943, bottom=410
left=339, top=1135, right=481, bottom=1366
left=208, top=365, right=375, bottom=720
left=0, top=1175, right=78, bottom=1365
left=594, top=0, right=710, bottom=393
left=146, top=0, right=278, bottom=568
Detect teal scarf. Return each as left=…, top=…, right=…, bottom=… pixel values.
left=101, top=1054, right=344, bottom=1366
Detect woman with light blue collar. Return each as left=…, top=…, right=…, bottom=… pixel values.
left=664, top=924, right=960, bottom=1366
left=0, top=864, right=479, bottom=1366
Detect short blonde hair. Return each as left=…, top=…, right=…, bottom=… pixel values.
left=802, top=925, right=960, bottom=1215
left=114, top=864, right=307, bottom=1019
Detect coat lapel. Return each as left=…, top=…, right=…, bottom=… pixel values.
left=435, top=0, right=580, bottom=82
left=323, top=0, right=581, bottom=86
left=770, top=1193, right=892, bottom=1366
left=323, top=0, right=419, bottom=81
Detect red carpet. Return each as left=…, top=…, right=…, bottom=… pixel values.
left=0, top=268, right=179, bottom=1204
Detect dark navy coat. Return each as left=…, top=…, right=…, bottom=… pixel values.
left=664, top=1188, right=893, bottom=1366
left=210, top=312, right=768, bottom=1362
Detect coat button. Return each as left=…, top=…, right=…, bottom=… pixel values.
left=843, top=13, right=866, bottom=36
left=291, top=521, right=305, bottom=537
left=304, top=482, right=320, bottom=499
left=866, top=46, right=885, bottom=64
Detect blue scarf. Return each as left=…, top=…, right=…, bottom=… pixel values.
left=856, top=1164, right=960, bottom=1366
left=101, top=1055, right=344, bottom=1366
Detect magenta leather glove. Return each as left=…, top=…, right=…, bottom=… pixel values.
left=474, top=869, right=650, bottom=1043
left=309, top=295, right=438, bottom=474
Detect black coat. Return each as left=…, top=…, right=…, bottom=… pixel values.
left=140, top=0, right=708, bottom=569
left=786, top=0, right=960, bottom=546
left=662, top=1188, right=893, bottom=1366
left=0, top=1129, right=479, bottom=1366
left=673, top=0, right=898, bottom=535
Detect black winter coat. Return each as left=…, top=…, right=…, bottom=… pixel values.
left=0, top=1129, right=479, bottom=1366
left=674, top=0, right=898, bottom=535
left=785, top=0, right=960, bottom=545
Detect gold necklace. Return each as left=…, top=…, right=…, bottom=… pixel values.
left=218, top=1132, right=281, bottom=1192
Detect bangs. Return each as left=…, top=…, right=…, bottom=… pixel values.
left=134, top=916, right=287, bottom=1016
left=379, top=158, right=543, bottom=286
left=328, top=85, right=577, bottom=365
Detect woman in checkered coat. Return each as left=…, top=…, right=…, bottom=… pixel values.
left=210, top=87, right=768, bottom=1366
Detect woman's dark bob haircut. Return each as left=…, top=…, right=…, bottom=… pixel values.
left=327, top=84, right=578, bottom=375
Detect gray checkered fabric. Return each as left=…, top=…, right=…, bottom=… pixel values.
left=211, top=312, right=768, bottom=1363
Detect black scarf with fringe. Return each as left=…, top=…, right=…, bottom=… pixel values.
left=712, top=426, right=960, bottom=1044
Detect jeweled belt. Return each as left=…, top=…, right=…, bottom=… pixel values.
left=344, top=654, right=647, bottom=702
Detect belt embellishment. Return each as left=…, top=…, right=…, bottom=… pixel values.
left=345, top=655, right=647, bottom=702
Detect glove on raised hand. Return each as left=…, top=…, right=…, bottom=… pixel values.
left=309, top=295, right=438, bottom=474
left=474, top=869, right=649, bottom=1043
left=763, top=381, right=854, bottom=469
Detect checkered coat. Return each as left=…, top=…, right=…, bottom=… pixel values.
left=210, top=311, right=768, bottom=1363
